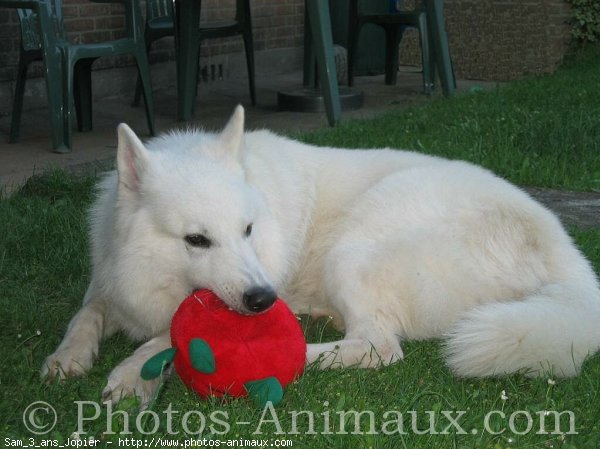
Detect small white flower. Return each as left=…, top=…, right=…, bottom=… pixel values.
left=36, top=330, right=41, bottom=336
left=507, top=437, right=514, bottom=444
left=547, top=378, right=556, bottom=385
left=70, top=432, right=81, bottom=441
left=500, top=390, right=509, bottom=401
left=17, top=334, right=22, bottom=339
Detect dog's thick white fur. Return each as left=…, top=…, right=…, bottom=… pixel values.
left=43, top=106, right=600, bottom=405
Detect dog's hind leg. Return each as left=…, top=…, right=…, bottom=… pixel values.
left=306, top=241, right=406, bottom=369
left=307, top=334, right=403, bottom=369
left=42, top=283, right=112, bottom=380
left=102, top=331, right=172, bottom=408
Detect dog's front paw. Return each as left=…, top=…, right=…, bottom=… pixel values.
left=41, top=346, right=95, bottom=381
left=102, top=361, right=166, bottom=409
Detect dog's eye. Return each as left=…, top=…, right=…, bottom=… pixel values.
left=245, top=223, right=253, bottom=238
left=185, top=234, right=212, bottom=248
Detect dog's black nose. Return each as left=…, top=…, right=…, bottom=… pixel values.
left=243, top=287, right=277, bottom=313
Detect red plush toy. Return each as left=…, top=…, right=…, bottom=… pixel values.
left=141, top=289, right=306, bottom=407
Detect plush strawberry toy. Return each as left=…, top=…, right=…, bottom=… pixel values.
left=141, top=289, right=306, bottom=407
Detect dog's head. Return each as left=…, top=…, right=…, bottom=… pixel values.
left=115, top=106, right=281, bottom=314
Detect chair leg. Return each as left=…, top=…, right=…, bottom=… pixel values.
left=242, top=27, right=256, bottom=106
left=193, top=42, right=202, bottom=113
left=422, top=0, right=455, bottom=96
left=132, top=70, right=143, bottom=108
left=37, top=8, right=70, bottom=152
left=133, top=32, right=154, bottom=107
left=417, top=13, right=433, bottom=94
left=74, top=59, right=94, bottom=132
left=384, top=25, right=401, bottom=86
left=347, top=21, right=362, bottom=88
left=9, top=52, right=31, bottom=143
left=346, top=0, right=360, bottom=88
left=302, top=9, right=317, bottom=88
left=134, top=50, right=156, bottom=136
left=42, top=43, right=70, bottom=153
left=305, top=0, right=341, bottom=126
left=62, top=52, right=76, bottom=152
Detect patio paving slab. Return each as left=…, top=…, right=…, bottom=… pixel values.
left=0, top=69, right=435, bottom=193
left=524, top=188, right=600, bottom=230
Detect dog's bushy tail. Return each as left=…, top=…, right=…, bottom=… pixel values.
left=444, top=284, right=600, bottom=377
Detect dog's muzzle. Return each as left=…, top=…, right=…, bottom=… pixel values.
left=243, top=287, right=277, bottom=313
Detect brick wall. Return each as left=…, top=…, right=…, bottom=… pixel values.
left=398, top=0, right=572, bottom=80
left=0, top=0, right=305, bottom=82
left=0, top=7, right=23, bottom=82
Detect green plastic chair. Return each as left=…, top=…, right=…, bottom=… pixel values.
left=348, top=0, right=434, bottom=94
left=6, top=0, right=155, bottom=152
left=133, top=0, right=256, bottom=110
left=3, top=0, right=66, bottom=151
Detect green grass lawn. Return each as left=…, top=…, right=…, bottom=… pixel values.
left=300, top=45, right=600, bottom=192
left=1, top=46, right=600, bottom=448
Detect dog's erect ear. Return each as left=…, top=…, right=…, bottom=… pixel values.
left=116, top=123, right=149, bottom=192
left=219, top=104, right=245, bottom=162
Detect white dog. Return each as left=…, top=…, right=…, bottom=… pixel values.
left=43, top=106, right=600, bottom=405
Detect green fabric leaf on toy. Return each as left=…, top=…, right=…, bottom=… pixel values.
left=189, top=338, right=216, bottom=374
left=140, top=347, right=177, bottom=380
left=244, top=377, right=284, bottom=408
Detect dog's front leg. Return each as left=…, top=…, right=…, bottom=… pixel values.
left=42, top=291, right=109, bottom=380
left=102, top=331, right=172, bottom=408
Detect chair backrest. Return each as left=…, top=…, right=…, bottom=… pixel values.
left=146, top=0, right=173, bottom=21
left=17, top=0, right=65, bottom=51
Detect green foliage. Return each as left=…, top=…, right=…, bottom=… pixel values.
left=567, top=0, right=600, bottom=42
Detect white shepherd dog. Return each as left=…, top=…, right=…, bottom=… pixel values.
left=43, top=106, right=600, bottom=405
